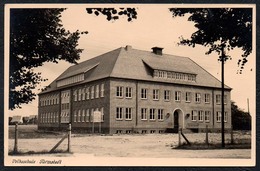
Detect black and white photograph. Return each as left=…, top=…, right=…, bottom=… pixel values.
left=4, top=4, right=256, bottom=166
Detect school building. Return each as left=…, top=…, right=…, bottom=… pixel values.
left=38, top=46, right=232, bottom=134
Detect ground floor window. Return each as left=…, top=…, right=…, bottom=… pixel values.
left=205, top=111, right=211, bottom=122
left=141, top=108, right=147, bottom=120
left=149, top=108, right=155, bottom=120
left=198, top=110, right=204, bottom=121
left=125, top=108, right=132, bottom=120
left=191, top=110, right=197, bottom=121
left=158, top=109, right=164, bottom=121
left=116, top=107, right=123, bottom=120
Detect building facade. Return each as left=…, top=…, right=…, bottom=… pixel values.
left=38, top=46, right=232, bottom=134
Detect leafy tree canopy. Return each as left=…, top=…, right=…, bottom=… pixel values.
left=10, top=8, right=87, bottom=110
left=169, top=8, right=252, bottom=72
left=86, top=8, right=137, bottom=21
left=231, top=101, right=251, bottom=130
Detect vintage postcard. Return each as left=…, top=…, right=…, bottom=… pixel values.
left=4, top=3, right=256, bottom=167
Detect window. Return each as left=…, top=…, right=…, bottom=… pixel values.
left=95, top=85, right=99, bottom=98
left=78, top=110, right=81, bottom=122
left=86, top=87, right=90, bottom=100
left=175, top=91, right=181, bottom=101
left=91, top=109, right=94, bottom=122
left=125, top=87, right=132, bottom=98
left=101, top=107, right=104, bottom=122
left=141, top=88, right=147, bottom=99
left=198, top=110, right=204, bottom=121
left=216, top=111, right=228, bottom=122
left=158, top=109, right=164, bottom=120
left=125, top=108, right=132, bottom=120
left=78, top=89, right=82, bottom=101
left=149, top=108, right=155, bottom=120
left=205, top=93, right=210, bottom=103
left=195, top=93, right=201, bottom=103
left=224, top=112, right=228, bottom=122
left=116, top=86, right=123, bottom=98
left=74, top=110, right=77, bottom=122
left=141, top=108, right=147, bottom=120
left=186, top=92, right=191, bottom=102
left=216, top=94, right=221, bottom=104
left=74, top=90, right=77, bottom=101
left=205, top=111, right=210, bottom=122
left=86, top=109, right=90, bottom=122
left=91, top=86, right=94, bottom=99
left=101, top=84, right=104, bottom=97
left=153, top=89, right=159, bottom=100
left=191, top=110, right=197, bottom=121
left=81, top=109, right=85, bottom=122
left=116, top=107, right=123, bottom=120
left=216, top=111, right=221, bottom=122
left=224, top=95, right=227, bottom=104
left=82, top=88, right=86, bottom=100
left=164, top=90, right=170, bottom=101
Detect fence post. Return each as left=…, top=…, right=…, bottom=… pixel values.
left=67, top=124, right=71, bottom=153
left=178, top=127, right=182, bottom=146
left=230, top=125, right=234, bottom=144
left=205, top=125, right=209, bottom=146
left=13, top=123, right=18, bottom=153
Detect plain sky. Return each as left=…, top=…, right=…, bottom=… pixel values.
left=7, top=4, right=256, bottom=118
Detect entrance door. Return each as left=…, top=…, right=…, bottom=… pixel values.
left=173, top=111, right=179, bottom=130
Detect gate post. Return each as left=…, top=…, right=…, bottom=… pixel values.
left=13, top=123, right=18, bottom=154
left=67, top=124, right=71, bottom=153
left=205, top=125, right=209, bottom=145
left=178, top=127, right=182, bottom=146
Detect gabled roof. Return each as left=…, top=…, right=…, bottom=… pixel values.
left=40, top=46, right=231, bottom=94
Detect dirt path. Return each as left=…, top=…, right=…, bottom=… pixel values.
left=8, top=133, right=251, bottom=158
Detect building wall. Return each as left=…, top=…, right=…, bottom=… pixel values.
left=69, top=79, right=110, bottom=133
left=109, top=78, right=231, bottom=134
left=38, top=78, right=231, bottom=134
left=38, top=91, right=60, bottom=130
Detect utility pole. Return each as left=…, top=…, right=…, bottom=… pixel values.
left=220, top=44, right=226, bottom=148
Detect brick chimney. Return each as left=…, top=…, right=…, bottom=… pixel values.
left=125, top=45, right=132, bottom=51
left=152, top=47, right=163, bottom=55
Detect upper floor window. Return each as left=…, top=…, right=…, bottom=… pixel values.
left=74, top=90, right=77, bottom=101
left=116, top=86, right=123, bottom=98
left=153, top=89, right=159, bottom=100
left=186, top=92, right=191, bottom=102
left=78, top=89, right=82, bottom=101
left=95, top=85, right=99, bottom=98
left=86, top=87, right=90, bottom=100
left=82, top=88, right=86, bottom=100
left=164, top=90, right=170, bottom=101
left=175, top=91, right=181, bottom=101
left=205, top=93, right=210, bottom=103
left=153, top=70, right=196, bottom=82
left=125, top=87, right=132, bottom=98
left=216, top=94, right=227, bottom=105
left=100, top=84, right=104, bottom=97
left=216, top=94, right=221, bottom=104
left=224, top=95, right=227, bottom=104
left=91, top=86, right=94, bottom=99
left=195, top=93, right=201, bottom=103
left=141, top=88, right=147, bottom=99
